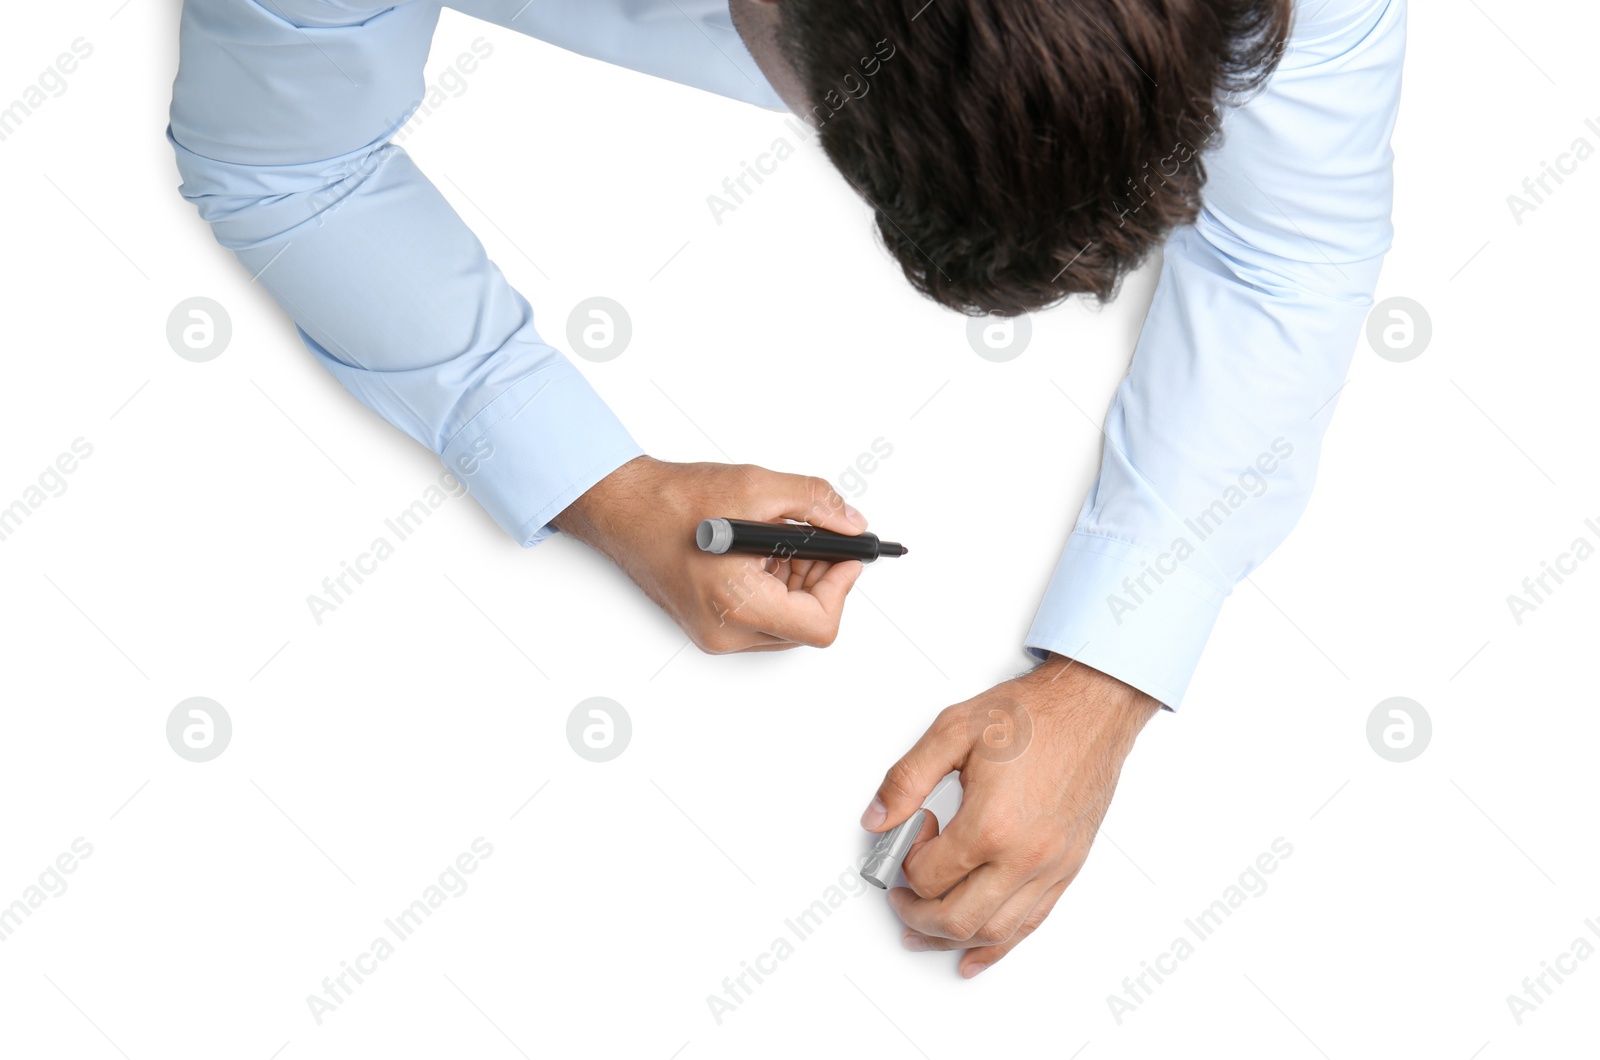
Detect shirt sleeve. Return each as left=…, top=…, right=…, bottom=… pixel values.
left=453, top=0, right=785, bottom=111
left=1023, top=0, right=1408, bottom=708
left=167, top=0, right=655, bottom=548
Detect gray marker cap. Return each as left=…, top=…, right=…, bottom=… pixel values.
left=860, top=809, right=928, bottom=889
left=696, top=518, right=733, bottom=554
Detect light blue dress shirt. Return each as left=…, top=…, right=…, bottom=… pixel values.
left=168, top=0, right=1405, bottom=709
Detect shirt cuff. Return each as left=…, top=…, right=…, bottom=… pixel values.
left=438, top=359, right=644, bottom=548
left=1023, top=531, right=1229, bottom=710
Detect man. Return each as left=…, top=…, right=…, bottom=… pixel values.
left=168, top=0, right=1406, bottom=978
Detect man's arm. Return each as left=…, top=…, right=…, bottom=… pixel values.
left=868, top=0, right=1408, bottom=976
left=1024, top=0, right=1409, bottom=708
left=170, top=0, right=643, bottom=547
left=168, top=0, right=863, bottom=650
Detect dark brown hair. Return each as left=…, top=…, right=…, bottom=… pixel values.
left=778, top=0, right=1293, bottom=316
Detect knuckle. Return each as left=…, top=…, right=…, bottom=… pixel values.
left=935, top=704, right=969, bottom=739
left=806, top=476, right=840, bottom=510
left=995, top=909, right=1030, bottom=942
left=941, top=911, right=983, bottom=942
left=1020, top=909, right=1050, bottom=934
left=1017, top=834, right=1059, bottom=869
left=881, top=759, right=924, bottom=805
left=975, top=815, right=1017, bottom=853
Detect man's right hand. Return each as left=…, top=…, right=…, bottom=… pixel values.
left=551, top=456, right=869, bottom=653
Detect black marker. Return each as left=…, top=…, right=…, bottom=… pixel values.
left=695, top=518, right=908, bottom=563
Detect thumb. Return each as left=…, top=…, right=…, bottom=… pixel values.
left=861, top=709, right=969, bottom=833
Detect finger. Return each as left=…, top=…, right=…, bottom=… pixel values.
left=738, top=559, right=862, bottom=647
left=799, top=559, right=833, bottom=592
left=751, top=469, right=866, bottom=537
left=800, top=558, right=862, bottom=618
left=776, top=559, right=831, bottom=593
left=957, top=877, right=1073, bottom=978
left=861, top=706, right=968, bottom=832
left=900, top=814, right=989, bottom=899
left=898, top=796, right=1000, bottom=898
left=886, top=863, right=1023, bottom=943
left=900, top=878, right=1049, bottom=953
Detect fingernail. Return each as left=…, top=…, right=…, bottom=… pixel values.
left=844, top=504, right=867, bottom=529
left=962, top=963, right=987, bottom=979
left=860, top=798, right=886, bottom=831
left=901, top=933, right=928, bottom=952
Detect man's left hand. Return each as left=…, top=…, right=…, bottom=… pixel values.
left=860, top=653, right=1161, bottom=977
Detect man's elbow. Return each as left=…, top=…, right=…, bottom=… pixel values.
left=166, top=123, right=382, bottom=248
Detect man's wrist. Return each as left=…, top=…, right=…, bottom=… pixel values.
left=551, top=454, right=657, bottom=549
left=1023, top=652, right=1160, bottom=753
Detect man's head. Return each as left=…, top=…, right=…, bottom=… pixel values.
left=730, top=0, right=1292, bottom=316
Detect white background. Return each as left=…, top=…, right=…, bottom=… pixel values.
left=2, top=1, right=1597, bottom=1057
